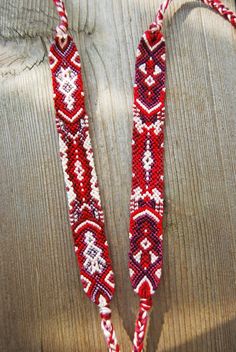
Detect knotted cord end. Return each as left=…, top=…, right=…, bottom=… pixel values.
left=149, top=21, right=162, bottom=32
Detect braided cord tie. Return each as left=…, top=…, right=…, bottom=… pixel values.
left=53, top=0, right=68, bottom=37
left=100, top=305, right=120, bottom=352
left=153, top=0, right=236, bottom=31
left=202, top=0, right=236, bottom=26
left=153, top=0, right=172, bottom=31
left=132, top=298, right=152, bottom=352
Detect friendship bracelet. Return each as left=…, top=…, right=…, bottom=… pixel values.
left=49, top=1, right=236, bottom=350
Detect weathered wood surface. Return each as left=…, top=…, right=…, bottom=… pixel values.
left=0, top=0, right=235, bottom=351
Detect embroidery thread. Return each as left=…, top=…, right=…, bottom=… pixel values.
left=49, top=1, right=236, bottom=351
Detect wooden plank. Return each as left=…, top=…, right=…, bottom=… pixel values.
left=0, top=0, right=235, bottom=351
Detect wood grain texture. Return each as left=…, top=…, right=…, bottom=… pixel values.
left=0, top=0, right=235, bottom=351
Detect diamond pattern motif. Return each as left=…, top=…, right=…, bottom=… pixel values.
left=56, top=67, right=77, bottom=110
left=129, top=30, right=166, bottom=298
left=49, top=36, right=115, bottom=307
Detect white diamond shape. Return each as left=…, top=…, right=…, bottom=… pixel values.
left=140, top=238, right=151, bottom=250
left=145, top=75, right=155, bottom=87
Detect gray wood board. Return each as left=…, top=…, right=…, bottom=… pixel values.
left=0, top=1, right=235, bottom=351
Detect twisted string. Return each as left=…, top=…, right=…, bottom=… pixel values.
left=100, top=305, right=120, bottom=352
left=151, top=0, right=236, bottom=31
left=202, top=0, right=236, bottom=27
left=53, top=0, right=68, bottom=37
left=151, top=0, right=172, bottom=31
left=132, top=297, right=152, bottom=352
